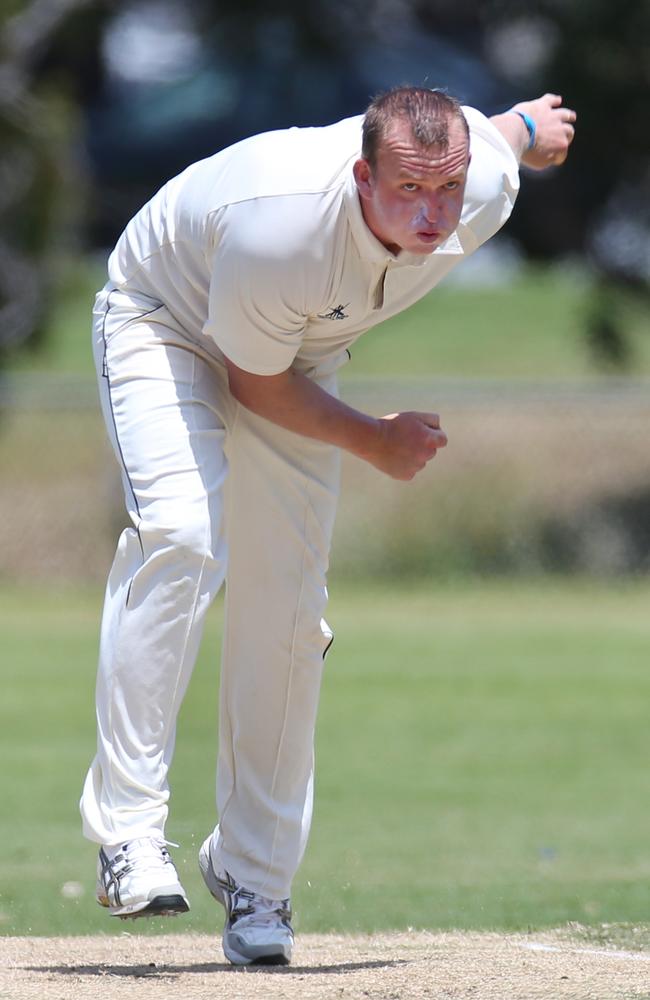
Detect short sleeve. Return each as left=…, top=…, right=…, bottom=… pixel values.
left=204, top=196, right=329, bottom=375
left=459, top=106, right=521, bottom=250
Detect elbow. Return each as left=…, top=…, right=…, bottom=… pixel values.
left=226, top=369, right=260, bottom=412
left=225, top=368, right=247, bottom=405
left=223, top=357, right=289, bottom=417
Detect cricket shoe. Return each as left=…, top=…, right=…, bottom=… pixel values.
left=96, top=837, right=190, bottom=919
left=198, top=836, right=293, bottom=965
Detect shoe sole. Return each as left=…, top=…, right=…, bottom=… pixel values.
left=223, top=932, right=292, bottom=966
left=227, top=947, right=290, bottom=966
left=98, top=893, right=190, bottom=919
left=198, top=837, right=292, bottom=966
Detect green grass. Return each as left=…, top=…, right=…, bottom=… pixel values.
left=9, top=256, right=107, bottom=377
left=345, top=265, right=650, bottom=377
left=1, top=579, right=650, bottom=937
left=9, top=255, right=650, bottom=378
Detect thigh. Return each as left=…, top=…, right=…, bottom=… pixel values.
left=94, top=290, right=234, bottom=549
left=223, top=373, right=341, bottom=651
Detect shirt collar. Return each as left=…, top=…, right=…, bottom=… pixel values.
left=343, top=168, right=465, bottom=267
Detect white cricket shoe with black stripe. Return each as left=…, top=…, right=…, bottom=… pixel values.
left=198, top=836, right=293, bottom=965
left=96, top=837, right=190, bottom=919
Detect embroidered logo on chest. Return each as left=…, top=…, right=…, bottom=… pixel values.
left=318, top=303, right=349, bottom=321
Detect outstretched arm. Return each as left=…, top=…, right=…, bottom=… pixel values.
left=490, top=93, right=576, bottom=170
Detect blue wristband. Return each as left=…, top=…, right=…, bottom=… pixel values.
left=514, top=111, right=536, bottom=150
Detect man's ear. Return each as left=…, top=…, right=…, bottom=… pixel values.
left=353, top=158, right=374, bottom=199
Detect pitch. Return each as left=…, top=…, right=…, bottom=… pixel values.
left=3, top=928, right=650, bottom=999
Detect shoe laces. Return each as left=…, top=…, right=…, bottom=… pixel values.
left=226, top=883, right=292, bottom=930
left=107, top=837, right=176, bottom=874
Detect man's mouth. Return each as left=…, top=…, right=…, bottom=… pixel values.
left=416, top=231, right=440, bottom=244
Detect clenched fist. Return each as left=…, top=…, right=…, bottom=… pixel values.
left=512, top=93, right=577, bottom=170
left=369, top=411, right=448, bottom=481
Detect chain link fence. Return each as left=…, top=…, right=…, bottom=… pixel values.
left=1, top=372, right=649, bottom=583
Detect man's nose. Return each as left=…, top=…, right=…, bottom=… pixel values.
left=421, top=194, right=444, bottom=223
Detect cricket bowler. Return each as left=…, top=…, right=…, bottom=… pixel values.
left=81, top=86, right=576, bottom=965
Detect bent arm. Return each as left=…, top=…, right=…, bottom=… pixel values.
left=490, top=92, right=576, bottom=170
left=224, top=356, right=447, bottom=481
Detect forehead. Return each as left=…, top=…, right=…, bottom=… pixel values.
left=375, top=116, right=469, bottom=177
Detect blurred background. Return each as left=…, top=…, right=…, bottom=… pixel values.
left=1, top=0, right=649, bottom=584
left=2, top=0, right=650, bottom=941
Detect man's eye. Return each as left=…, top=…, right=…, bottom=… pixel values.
left=445, top=181, right=460, bottom=190
left=401, top=183, right=419, bottom=192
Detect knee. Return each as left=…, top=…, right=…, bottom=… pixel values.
left=141, top=507, right=225, bottom=573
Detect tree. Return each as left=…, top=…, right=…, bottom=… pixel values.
left=0, top=0, right=106, bottom=360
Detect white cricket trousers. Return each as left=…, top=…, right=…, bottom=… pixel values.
left=80, top=286, right=340, bottom=899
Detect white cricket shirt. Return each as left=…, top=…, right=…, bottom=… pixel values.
left=108, top=107, right=520, bottom=376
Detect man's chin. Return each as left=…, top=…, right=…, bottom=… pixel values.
left=406, top=240, right=439, bottom=255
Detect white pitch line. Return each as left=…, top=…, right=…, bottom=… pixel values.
left=520, top=941, right=650, bottom=963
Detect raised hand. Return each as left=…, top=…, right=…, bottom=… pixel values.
left=512, top=93, right=577, bottom=170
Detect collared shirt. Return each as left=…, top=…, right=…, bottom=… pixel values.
left=107, top=107, right=519, bottom=376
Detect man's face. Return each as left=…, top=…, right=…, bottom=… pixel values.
left=353, top=116, right=470, bottom=256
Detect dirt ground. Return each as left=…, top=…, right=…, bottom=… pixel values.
left=3, top=929, right=650, bottom=1000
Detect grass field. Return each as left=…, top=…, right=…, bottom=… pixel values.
left=2, top=579, right=650, bottom=939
